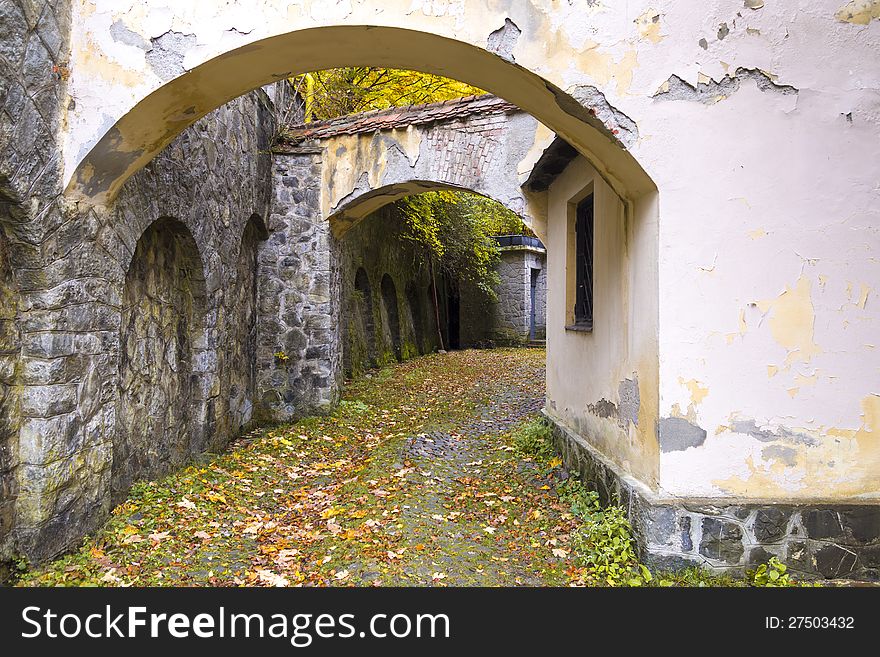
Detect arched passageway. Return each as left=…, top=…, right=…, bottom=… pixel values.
left=344, top=267, right=377, bottom=376
left=6, top=0, right=875, bottom=581
left=114, top=218, right=210, bottom=500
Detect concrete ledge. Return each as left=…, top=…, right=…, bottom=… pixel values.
left=543, top=411, right=880, bottom=582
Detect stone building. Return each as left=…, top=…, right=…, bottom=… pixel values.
left=461, top=235, right=547, bottom=347
left=1, top=0, right=878, bottom=581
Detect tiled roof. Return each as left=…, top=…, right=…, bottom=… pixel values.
left=279, top=94, right=520, bottom=144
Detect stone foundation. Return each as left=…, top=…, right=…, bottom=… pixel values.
left=546, top=413, right=880, bottom=582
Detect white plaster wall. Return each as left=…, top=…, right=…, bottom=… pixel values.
left=644, top=6, right=880, bottom=502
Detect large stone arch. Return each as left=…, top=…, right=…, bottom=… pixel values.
left=64, top=19, right=656, bottom=207
left=277, top=96, right=548, bottom=239
left=114, top=217, right=210, bottom=501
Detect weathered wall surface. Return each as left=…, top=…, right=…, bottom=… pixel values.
left=646, top=5, right=880, bottom=504
left=339, top=206, right=441, bottom=376
left=545, top=156, right=660, bottom=488
left=0, top=229, right=21, bottom=557
left=0, top=0, right=78, bottom=567
left=227, top=216, right=267, bottom=433
left=464, top=246, right=547, bottom=346
left=319, top=109, right=546, bottom=238
left=258, top=149, right=341, bottom=422
left=0, top=0, right=283, bottom=565
left=114, top=219, right=208, bottom=501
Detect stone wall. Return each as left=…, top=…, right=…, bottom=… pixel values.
left=258, top=148, right=340, bottom=422
left=460, top=244, right=547, bottom=346
left=0, top=0, right=76, bottom=569
left=0, top=227, right=21, bottom=558
left=227, top=216, right=268, bottom=433
left=0, top=0, right=289, bottom=566
left=549, top=416, right=880, bottom=581
left=339, top=205, right=441, bottom=377
left=113, top=219, right=209, bottom=502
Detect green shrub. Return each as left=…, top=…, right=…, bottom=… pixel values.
left=557, top=477, right=651, bottom=586
left=511, top=418, right=555, bottom=461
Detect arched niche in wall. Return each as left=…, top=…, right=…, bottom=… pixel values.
left=405, top=281, right=426, bottom=355
left=346, top=267, right=376, bottom=375
left=380, top=274, right=402, bottom=362
left=228, top=215, right=269, bottom=433
left=114, top=217, right=209, bottom=502
left=0, top=211, right=21, bottom=548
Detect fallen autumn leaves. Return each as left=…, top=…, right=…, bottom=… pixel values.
left=20, top=349, right=591, bottom=587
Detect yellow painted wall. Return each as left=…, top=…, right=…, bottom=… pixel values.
left=545, top=156, right=659, bottom=488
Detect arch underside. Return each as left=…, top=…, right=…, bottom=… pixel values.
left=328, top=180, right=531, bottom=239
left=67, top=26, right=655, bottom=206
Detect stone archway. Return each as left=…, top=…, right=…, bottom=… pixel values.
left=64, top=20, right=655, bottom=207
left=114, top=217, right=209, bottom=501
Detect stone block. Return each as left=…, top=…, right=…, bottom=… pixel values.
left=803, top=509, right=844, bottom=541
left=698, top=517, right=744, bottom=564
left=752, top=507, right=790, bottom=543
left=814, top=543, right=859, bottom=579
left=841, top=508, right=880, bottom=544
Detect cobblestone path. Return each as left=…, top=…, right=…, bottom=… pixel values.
left=21, top=348, right=584, bottom=587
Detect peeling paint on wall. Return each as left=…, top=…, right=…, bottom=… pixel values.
left=486, top=17, right=521, bottom=62
left=762, top=444, right=797, bottom=467
left=835, top=0, right=880, bottom=24
left=653, top=68, right=798, bottom=104
left=757, top=276, right=821, bottom=366
left=587, top=376, right=640, bottom=428
left=634, top=9, right=663, bottom=44
left=659, top=417, right=707, bottom=452
left=729, top=418, right=819, bottom=446
left=568, top=85, right=639, bottom=148
left=146, top=31, right=197, bottom=81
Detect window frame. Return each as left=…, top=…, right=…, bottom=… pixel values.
left=565, top=191, right=595, bottom=333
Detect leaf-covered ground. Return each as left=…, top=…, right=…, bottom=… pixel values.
left=19, top=348, right=756, bottom=588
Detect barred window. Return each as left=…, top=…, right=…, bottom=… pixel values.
left=573, top=194, right=594, bottom=329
